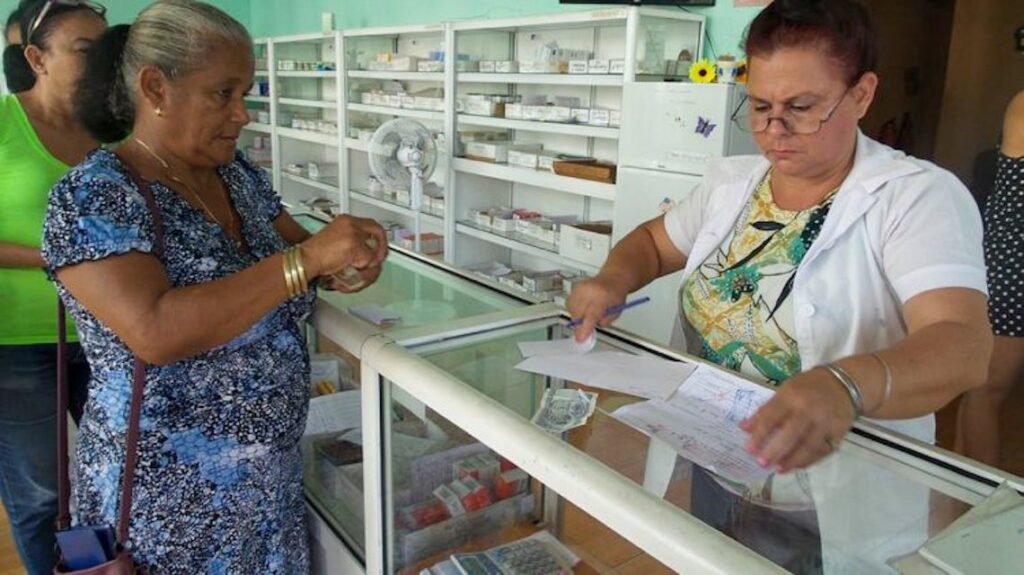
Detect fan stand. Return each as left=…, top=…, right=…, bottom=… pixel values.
left=409, top=166, right=424, bottom=253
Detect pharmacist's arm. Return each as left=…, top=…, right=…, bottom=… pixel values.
left=567, top=216, right=687, bottom=340
left=0, top=241, right=45, bottom=268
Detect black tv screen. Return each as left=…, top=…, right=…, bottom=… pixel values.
left=559, top=1, right=716, bottom=5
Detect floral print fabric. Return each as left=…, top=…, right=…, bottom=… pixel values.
left=41, top=149, right=314, bottom=574
left=681, top=171, right=834, bottom=384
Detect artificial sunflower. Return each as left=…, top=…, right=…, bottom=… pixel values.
left=736, top=59, right=749, bottom=84
left=689, top=59, right=716, bottom=83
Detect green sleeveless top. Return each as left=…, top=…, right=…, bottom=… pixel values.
left=0, top=94, right=76, bottom=344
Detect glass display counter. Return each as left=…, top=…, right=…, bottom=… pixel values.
left=297, top=211, right=1023, bottom=574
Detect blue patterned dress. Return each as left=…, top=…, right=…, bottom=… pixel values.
left=42, top=150, right=314, bottom=574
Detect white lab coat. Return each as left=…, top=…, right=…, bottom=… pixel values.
left=662, top=132, right=987, bottom=573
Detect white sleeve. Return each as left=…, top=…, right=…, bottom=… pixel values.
left=662, top=174, right=713, bottom=257
left=882, top=168, right=988, bottom=303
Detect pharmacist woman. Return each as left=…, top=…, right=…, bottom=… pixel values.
left=569, top=0, right=991, bottom=572
left=0, top=1, right=105, bottom=573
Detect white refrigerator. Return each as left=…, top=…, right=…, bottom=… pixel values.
left=612, top=82, right=758, bottom=345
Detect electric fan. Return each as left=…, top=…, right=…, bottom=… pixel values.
left=368, top=118, right=438, bottom=252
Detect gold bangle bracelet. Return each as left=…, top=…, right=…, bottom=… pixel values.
left=283, top=249, right=299, bottom=297
left=293, top=245, right=308, bottom=290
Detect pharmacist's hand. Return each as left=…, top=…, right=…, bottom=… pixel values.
left=317, top=260, right=385, bottom=293
left=301, top=215, right=388, bottom=280
left=567, top=276, right=627, bottom=343
left=740, top=367, right=857, bottom=473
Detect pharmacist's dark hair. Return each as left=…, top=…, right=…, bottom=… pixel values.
left=76, top=0, right=252, bottom=143
left=4, top=0, right=103, bottom=93
left=743, top=0, right=878, bottom=86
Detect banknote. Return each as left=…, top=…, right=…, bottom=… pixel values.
left=531, top=389, right=598, bottom=433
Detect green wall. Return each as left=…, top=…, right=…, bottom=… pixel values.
left=247, top=0, right=763, bottom=57
left=0, top=1, right=249, bottom=30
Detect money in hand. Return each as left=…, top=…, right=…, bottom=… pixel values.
left=531, top=389, right=598, bottom=434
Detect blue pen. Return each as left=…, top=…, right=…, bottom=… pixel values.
left=567, top=296, right=651, bottom=329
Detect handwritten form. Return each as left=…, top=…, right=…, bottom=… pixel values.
left=614, top=364, right=775, bottom=485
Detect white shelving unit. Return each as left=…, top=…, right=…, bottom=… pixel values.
left=237, top=7, right=705, bottom=300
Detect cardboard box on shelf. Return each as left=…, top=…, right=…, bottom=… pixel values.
left=417, top=60, right=445, bottom=73
left=559, top=222, right=613, bottom=268
left=587, top=59, right=610, bottom=74
left=464, top=142, right=541, bottom=164
left=507, top=149, right=541, bottom=170
left=610, top=110, right=622, bottom=128
left=494, top=60, right=519, bottom=74
left=479, top=61, right=496, bottom=73
left=568, top=60, right=589, bottom=74
left=609, top=59, right=626, bottom=74
left=519, top=60, right=567, bottom=74
left=571, top=108, right=591, bottom=124
left=587, top=109, right=611, bottom=127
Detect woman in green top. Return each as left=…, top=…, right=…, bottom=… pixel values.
left=0, top=2, right=106, bottom=573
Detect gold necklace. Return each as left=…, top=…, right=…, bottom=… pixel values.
left=133, top=138, right=242, bottom=248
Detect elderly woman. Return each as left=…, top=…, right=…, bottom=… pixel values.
left=42, top=0, right=387, bottom=571
left=569, top=0, right=991, bottom=571
left=0, top=1, right=105, bottom=572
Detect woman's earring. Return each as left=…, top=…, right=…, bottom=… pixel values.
left=155, top=108, right=164, bottom=117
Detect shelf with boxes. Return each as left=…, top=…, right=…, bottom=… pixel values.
left=235, top=7, right=706, bottom=305
left=445, top=9, right=703, bottom=283
left=340, top=23, right=452, bottom=259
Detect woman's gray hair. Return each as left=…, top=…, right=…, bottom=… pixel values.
left=75, top=0, right=252, bottom=141
left=122, top=0, right=252, bottom=98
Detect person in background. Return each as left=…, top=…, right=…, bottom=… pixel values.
left=957, top=90, right=1024, bottom=467
left=43, top=0, right=388, bottom=571
left=4, top=2, right=37, bottom=93
left=568, top=0, right=991, bottom=572
left=0, top=1, right=105, bottom=573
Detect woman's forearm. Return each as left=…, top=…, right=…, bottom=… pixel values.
left=0, top=241, right=45, bottom=268
left=832, top=320, right=992, bottom=420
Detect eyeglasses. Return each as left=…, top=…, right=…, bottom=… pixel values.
left=731, top=88, right=851, bottom=135
left=26, top=0, right=106, bottom=45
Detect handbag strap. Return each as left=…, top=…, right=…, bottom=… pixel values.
left=57, top=160, right=165, bottom=546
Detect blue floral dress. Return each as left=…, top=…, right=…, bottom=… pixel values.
left=42, top=150, right=314, bottom=574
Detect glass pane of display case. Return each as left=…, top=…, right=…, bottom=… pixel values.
left=397, top=316, right=999, bottom=574
left=302, top=241, right=528, bottom=559
left=635, top=12, right=704, bottom=80
left=381, top=383, right=676, bottom=574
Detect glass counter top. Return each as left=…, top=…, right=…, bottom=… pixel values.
left=399, top=317, right=1004, bottom=574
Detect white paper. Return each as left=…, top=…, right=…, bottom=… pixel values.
left=517, top=334, right=595, bottom=358
left=348, top=303, right=402, bottom=326
left=613, top=364, right=775, bottom=486
left=515, top=351, right=696, bottom=400
left=303, top=390, right=361, bottom=437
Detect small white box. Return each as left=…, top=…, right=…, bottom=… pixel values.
left=455, top=61, right=480, bottom=73
left=472, top=210, right=493, bottom=228
left=401, top=95, right=417, bottom=109
left=505, top=103, right=524, bottom=120
left=479, top=61, right=496, bottom=73
left=568, top=60, right=589, bottom=74
left=370, top=93, right=388, bottom=106
left=588, top=109, right=611, bottom=127
left=542, top=106, right=572, bottom=123
left=507, top=149, right=540, bottom=169
left=417, top=60, right=445, bottom=73
left=537, top=153, right=558, bottom=172
left=494, top=61, right=518, bottom=74
left=432, top=98, right=446, bottom=112
left=519, top=60, right=566, bottom=74
left=609, top=59, right=626, bottom=75
left=522, top=106, right=545, bottom=122
left=587, top=59, right=610, bottom=74
left=395, top=189, right=411, bottom=206
left=389, top=55, right=420, bottom=72
left=429, top=196, right=446, bottom=215
left=360, top=92, right=374, bottom=105
left=257, top=111, right=271, bottom=124
left=523, top=271, right=563, bottom=293
left=610, top=110, right=621, bottom=128
left=386, top=94, right=404, bottom=108
left=571, top=108, right=591, bottom=124
left=464, top=99, right=498, bottom=117
left=465, top=142, right=540, bottom=164
left=559, top=222, right=612, bottom=268
left=492, top=215, right=517, bottom=233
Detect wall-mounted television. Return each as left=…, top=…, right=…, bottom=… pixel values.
left=559, top=1, right=716, bottom=5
